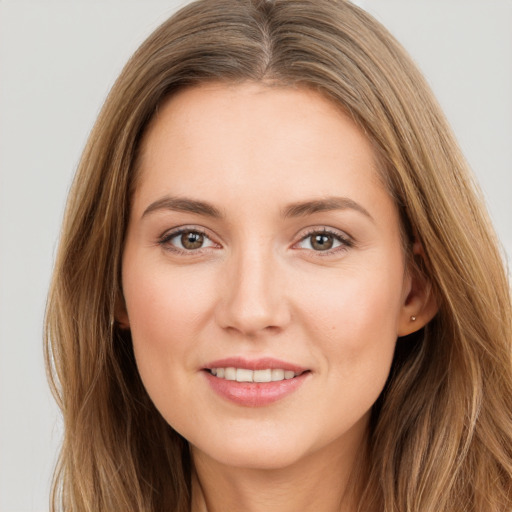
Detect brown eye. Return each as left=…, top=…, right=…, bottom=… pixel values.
left=181, top=231, right=204, bottom=250
left=161, top=229, right=216, bottom=252
left=295, top=229, right=350, bottom=253
left=310, top=233, right=334, bottom=251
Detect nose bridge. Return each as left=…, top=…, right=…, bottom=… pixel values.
left=217, top=239, right=289, bottom=335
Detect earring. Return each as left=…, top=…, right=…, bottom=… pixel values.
left=410, top=316, right=417, bottom=321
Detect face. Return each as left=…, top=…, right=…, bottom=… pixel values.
left=121, top=83, right=418, bottom=471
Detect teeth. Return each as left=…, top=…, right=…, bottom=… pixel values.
left=210, top=367, right=301, bottom=382
left=236, top=368, right=253, bottom=382
left=254, top=369, right=271, bottom=382
left=224, top=367, right=236, bottom=380
left=271, top=369, right=284, bottom=381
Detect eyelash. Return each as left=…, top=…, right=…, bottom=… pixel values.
left=157, top=227, right=218, bottom=256
left=293, top=227, right=354, bottom=256
left=157, top=226, right=354, bottom=256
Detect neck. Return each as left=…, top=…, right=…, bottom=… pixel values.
left=190, top=432, right=368, bottom=512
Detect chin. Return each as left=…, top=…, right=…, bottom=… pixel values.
left=190, top=429, right=312, bottom=471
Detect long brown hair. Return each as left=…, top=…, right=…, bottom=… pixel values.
left=45, top=0, right=512, bottom=510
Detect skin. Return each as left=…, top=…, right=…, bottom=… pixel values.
left=120, top=83, right=434, bottom=512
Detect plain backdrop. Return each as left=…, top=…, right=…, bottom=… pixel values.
left=1, top=1, right=511, bottom=511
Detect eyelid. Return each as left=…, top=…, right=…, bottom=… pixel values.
left=157, top=225, right=221, bottom=253
left=156, top=224, right=353, bottom=256
left=292, top=226, right=354, bottom=254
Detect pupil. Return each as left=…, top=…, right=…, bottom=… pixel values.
left=181, top=231, right=203, bottom=249
left=312, top=234, right=333, bottom=251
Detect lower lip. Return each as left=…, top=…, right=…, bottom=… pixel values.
left=204, top=371, right=309, bottom=407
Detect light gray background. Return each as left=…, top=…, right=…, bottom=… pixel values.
left=1, top=1, right=511, bottom=511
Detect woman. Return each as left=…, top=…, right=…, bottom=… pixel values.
left=45, top=0, right=512, bottom=510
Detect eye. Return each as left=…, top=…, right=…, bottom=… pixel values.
left=160, top=228, right=217, bottom=252
left=295, top=229, right=352, bottom=252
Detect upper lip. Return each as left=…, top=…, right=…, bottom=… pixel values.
left=204, top=357, right=308, bottom=373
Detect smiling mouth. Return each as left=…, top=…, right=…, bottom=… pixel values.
left=208, top=367, right=307, bottom=383
left=204, top=363, right=310, bottom=406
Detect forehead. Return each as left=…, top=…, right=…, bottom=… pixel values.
left=134, top=82, right=389, bottom=217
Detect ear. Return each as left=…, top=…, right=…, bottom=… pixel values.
left=397, top=241, right=438, bottom=337
left=114, top=291, right=131, bottom=330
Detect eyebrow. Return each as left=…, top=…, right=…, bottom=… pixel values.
left=282, top=196, right=374, bottom=221
left=142, top=196, right=223, bottom=219
left=141, top=195, right=373, bottom=222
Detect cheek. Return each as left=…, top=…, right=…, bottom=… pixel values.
left=296, top=265, right=403, bottom=412
left=122, top=264, right=220, bottom=436
left=125, top=262, right=214, bottom=342
left=293, top=257, right=405, bottom=408
left=296, top=260, right=405, bottom=347
left=122, top=262, right=217, bottom=405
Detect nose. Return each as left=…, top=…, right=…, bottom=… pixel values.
left=215, top=245, right=291, bottom=337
